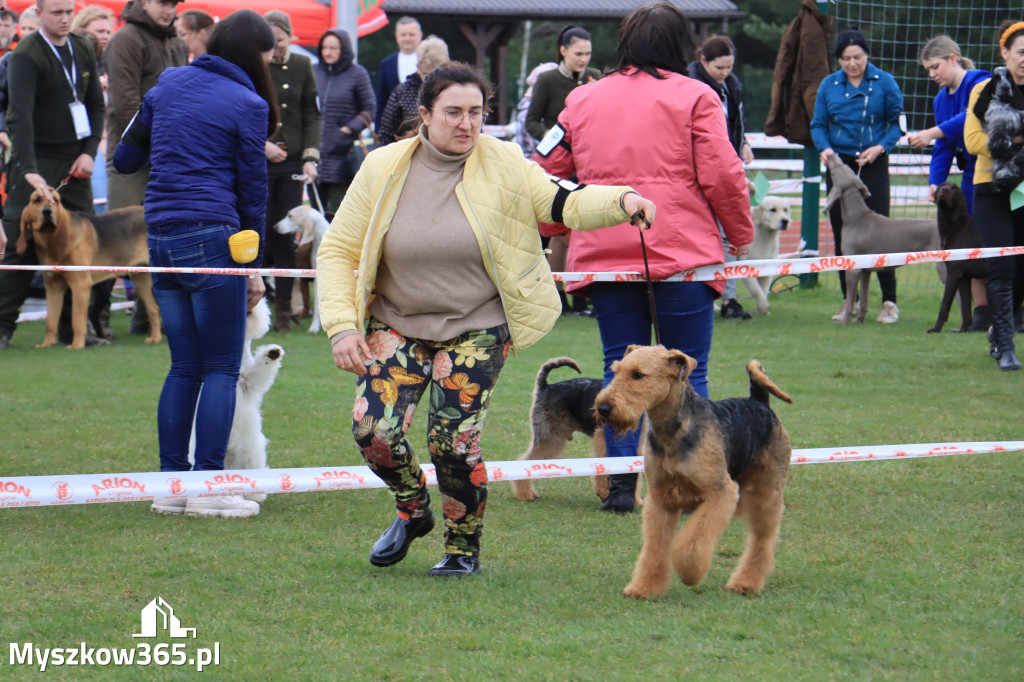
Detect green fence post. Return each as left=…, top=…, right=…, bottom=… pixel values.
left=800, top=0, right=830, bottom=288
left=799, top=146, right=820, bottom=288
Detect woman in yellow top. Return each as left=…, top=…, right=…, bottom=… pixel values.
left=316, top=62, right=655, bottom=577
left=965, top=19, right=1024, bottom=371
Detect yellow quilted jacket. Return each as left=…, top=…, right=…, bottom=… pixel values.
left=316, top=134, right=634, bottom=350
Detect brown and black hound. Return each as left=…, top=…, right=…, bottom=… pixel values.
left=16, top=188, right=161, bottom=349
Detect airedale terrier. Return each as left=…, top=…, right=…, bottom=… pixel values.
left=511, top=357, right=611, bottom=502
left=595, top=345, right=792, bottom=598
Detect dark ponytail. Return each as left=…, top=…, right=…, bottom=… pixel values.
left=555, top=25, right=592, bottom=63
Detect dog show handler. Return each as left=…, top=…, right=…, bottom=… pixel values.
left=316, top=61, right=655, bottom=577
left=535, top=2, right=753, bottom=514
left=964, top=20, right=1024, bottom=372
left=113, top=9, right=274, bottom=517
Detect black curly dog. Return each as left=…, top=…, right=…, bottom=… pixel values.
left=984, top=67, right=1024, bottom=191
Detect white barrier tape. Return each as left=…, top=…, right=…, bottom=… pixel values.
left=1, top=441, right=1020, bottom=508
left=0, top=264, right=319, bottom=278
left=6, top=246, right=1024, bottom=286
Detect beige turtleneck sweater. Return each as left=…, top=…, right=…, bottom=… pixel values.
left=366, top=128, right=506, bottom=342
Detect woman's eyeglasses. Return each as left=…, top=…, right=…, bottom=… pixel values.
left=434, top=109, right=488, bottom=127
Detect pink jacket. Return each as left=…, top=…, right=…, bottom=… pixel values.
left=537, top=68, right=753, bottom=295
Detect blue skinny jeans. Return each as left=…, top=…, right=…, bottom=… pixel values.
left=149, top=222, right=246, bottom=472
left=587, top=281, right=715, bottom=458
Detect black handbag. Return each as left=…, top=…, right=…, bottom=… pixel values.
left=347, top=111, right=380, bottom=178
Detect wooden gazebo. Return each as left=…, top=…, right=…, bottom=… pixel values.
left=378, top=0, right=745, bottom=123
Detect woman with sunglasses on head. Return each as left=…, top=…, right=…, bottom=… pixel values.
left=964, top=19, right=1024, bottom=371
left=316, top=61, right=656, bottom=577
left=535, top=2, right=753, bottom=513
left=811, top=28, right=904, bottom=325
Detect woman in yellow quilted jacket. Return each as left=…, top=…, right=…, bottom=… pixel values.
left=316, top=62, right=655, bottom=577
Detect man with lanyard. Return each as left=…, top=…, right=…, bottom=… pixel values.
left=0, top=0, right=105, bottom=350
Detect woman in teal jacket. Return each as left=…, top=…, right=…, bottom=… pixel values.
left=811, top=28, right=904, bottom=324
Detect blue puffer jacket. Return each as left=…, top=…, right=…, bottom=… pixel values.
left=810, top=62, right=904, bottom=157
left=113, top=54, right=269, bottom=265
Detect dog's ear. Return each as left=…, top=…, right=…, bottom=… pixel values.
left=751, top=204, right=762, bottom=226
left=854, top=174, right=871, bottom=199
left=666, top=349, right=696, bottom=381
left=824, top=185, right=841, bottom=213
left=15, top=214, right=33, bottom=255
left=623, top=344, right=642, bottom=357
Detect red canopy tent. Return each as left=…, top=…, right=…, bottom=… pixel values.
left=7, top=0, right=387, bottom=45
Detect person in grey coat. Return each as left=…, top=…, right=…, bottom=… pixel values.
left=314, top=28, right=375, bottom=219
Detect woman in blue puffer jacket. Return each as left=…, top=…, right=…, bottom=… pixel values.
left=313, top=28, right=375, bottom=219
left=114, top=9, right=278, bottom=519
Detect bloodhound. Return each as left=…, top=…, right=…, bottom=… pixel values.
left=16, top=188, right=162, bottom=349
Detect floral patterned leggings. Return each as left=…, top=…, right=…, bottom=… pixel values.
left=352, top=318, right=511, bottom=556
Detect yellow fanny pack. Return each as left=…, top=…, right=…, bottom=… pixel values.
left=228, top=230, right=259, bottom=264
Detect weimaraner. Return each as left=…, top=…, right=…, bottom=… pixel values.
left=824, top=155, right=939, bottom=324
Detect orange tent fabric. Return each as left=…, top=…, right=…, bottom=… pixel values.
left=7, top=0, right=387, bottom=45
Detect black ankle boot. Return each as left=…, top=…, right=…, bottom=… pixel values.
left=369, top=510, right=434, bottom=567
left=428, top=554, right=481, bottom=577
left=998, top=349, right=1022, bottom=371
left=600, top=473, right=637, bottom=513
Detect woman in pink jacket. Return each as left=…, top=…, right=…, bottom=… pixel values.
left=536, top=1, right=753, bottom=513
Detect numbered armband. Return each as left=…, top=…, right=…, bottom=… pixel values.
left=548, top=176, right=587, bottom=224
left=535, top=123, right=570, bottom=158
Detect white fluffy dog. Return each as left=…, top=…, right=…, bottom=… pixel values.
left=740, top=196, right=792, bottom=315
left=189, top=298, right=285, bottom=502
left=273, top=205, right=330, bottom=333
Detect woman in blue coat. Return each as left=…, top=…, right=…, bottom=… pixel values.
left=811, top=28, right=904, bottom=324
left=114, top=10, right=277, bottom=518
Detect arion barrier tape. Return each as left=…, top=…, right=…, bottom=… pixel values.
left=1, top=442, right=1020, bottom=508
left=4, top=246, right=1024, bottom=283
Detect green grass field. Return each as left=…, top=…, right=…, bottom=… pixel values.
left=2, top=275, right=1022, bottom=680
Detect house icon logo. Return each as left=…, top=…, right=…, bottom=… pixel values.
left=133, top=597, right=196, bottom=639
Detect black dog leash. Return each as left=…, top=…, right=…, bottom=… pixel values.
left=631, top=209, right=660, bottom=346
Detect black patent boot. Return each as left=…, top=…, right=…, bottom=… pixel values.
left=369, top=506, right=435, bottom=567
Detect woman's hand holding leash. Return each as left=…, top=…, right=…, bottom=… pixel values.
left=332, top=333, right=373, bottom=376
left=622, top=191, right=656, bottom=229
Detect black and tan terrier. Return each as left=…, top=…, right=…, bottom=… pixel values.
left=595, top=345, right=792, bottom=599
left=511, top=357, right=611, bottom=502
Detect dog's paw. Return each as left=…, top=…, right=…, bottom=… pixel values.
left=927, top=326, right=941, bottom=334
left=623, top=582, right=662, bottom=600
left=725, top=576, right=764, bottom=595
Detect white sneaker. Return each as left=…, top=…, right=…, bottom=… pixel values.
left=185, top=495, right=260, bottom=518
left=151, top=496, right=188, bottom=515
left=877, top=301, right=899, bottom=324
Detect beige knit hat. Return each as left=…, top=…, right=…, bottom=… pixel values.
left=263, top=10, right=292, bottom=36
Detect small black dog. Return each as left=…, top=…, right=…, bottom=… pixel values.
left=510, top=357, right=609, bottom=502
left=929, top=183, right=988, bottom=333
